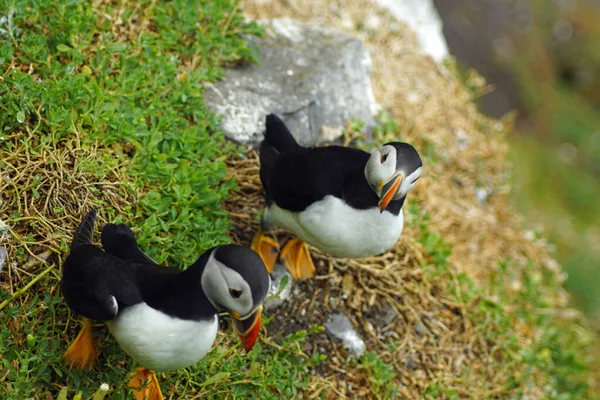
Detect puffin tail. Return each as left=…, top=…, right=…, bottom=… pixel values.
left=70, top=210, right=97, bottom=250
left=263, top=114, right=299, bottom=154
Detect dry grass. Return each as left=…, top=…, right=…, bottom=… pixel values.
left=0, top=129, right=134, bottom=313
left=223, top=149, right=510, bottom=398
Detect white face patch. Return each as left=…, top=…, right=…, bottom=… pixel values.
left=396, top=166, right=422, bottom=199
left=201, top=252, right=253, bottom=317
left=364, top=145, right=397, bottom=196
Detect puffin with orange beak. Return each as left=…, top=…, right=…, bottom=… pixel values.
left=252, top=114, right=423, bottom=280
left=61, top=210, right=270, bottom=400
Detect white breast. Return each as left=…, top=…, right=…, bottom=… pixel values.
left=265, top=195, right=404, bottom=258
left=106, top=302, right=218, bottom=372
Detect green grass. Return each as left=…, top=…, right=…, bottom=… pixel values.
left=452, top=0, right=600, bottom=386
left=413, top=204, right=596, bottom=399
left=356, top=351, right=398, bottom=399
left=0, top=0, right=259, bottom=265
left=0, top=0, right=597, bottom=398
left=0, top=0, right=317, bottom=398
left=509, top=138, right=600, bottom=317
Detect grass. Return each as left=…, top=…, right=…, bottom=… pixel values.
left=356, top=351, right=398, bottom=399
left=0, top=0, right=597, bottom=398
left=0, top=0, right=315, bottom=398
left=414, top=205, right=595, bottom=399
left=509, top=137, right=600, bottom=317
left=447, top=0, right=600, bottom=389
left=0, top=0, right=257, bottom=265
left=497, top=0, right=600, bottom=322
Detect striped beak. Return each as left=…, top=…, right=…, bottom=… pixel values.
left=232, top=306, right=262, bottom=352
left=378, top=172, right=403, bottom=212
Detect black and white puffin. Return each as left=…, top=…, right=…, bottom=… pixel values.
left=252, top=114, right=423, bottom=280
left=61, top=210, right=270, bottom=400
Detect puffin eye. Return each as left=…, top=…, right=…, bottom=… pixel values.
left=380, top=153, right=388, bottom=163
left=229, top=288, right=243, bottom=299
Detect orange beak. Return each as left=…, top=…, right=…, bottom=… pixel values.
left=232, top=306, right=262, bottom=352
left=378, top=173, right=403, bottom=212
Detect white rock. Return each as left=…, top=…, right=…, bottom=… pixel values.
left=324, top=313, right=366, bottom=356
left=375, top=0, right=449, bottom=62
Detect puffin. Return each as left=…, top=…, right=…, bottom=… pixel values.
left=61, top=210, right=270, bottom=400
left=251, top=114, right=422, bottom=280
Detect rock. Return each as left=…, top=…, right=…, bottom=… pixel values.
left=324, top=312, right=366, bottom=356
left=264, top=262, right=294, bottom=312
left=475, top=186, right=491, bottom=204
left=205, top=18, right=380, bottom=146
left=376, top=0, right=449, bottom=62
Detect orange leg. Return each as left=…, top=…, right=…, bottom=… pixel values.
left=64, top=318, right=97, bottom=369
left=250, top=230, right=280, bottom=273
left=128, top=367, right=164, bottom=400
left=279, top=238, right=316, bottom=280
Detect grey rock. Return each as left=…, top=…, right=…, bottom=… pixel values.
left=404, top=357, right=419, bottom=371
left=324, top=312, right=366, bottom=356
left=205, top=18, right=380, bottom=146
left=380, top=305, right=397, bottom=327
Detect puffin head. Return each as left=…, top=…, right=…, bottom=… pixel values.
left=364, top=142, right=422, bottom=212
left=200, top=244, right=270, bottom=352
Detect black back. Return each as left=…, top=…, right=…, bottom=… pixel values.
left=60, top=211, right=217, bottom=322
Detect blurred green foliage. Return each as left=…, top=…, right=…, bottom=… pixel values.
left=499, top=0, right=600, bottom=320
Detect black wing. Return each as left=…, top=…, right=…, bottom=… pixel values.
left=61, top=246, right=143, bottom=321
left=101, top=223, right=157, bottom=264
left=259, top=113, right=374, bottom=211
left=265, top=146, right=371, bottom=212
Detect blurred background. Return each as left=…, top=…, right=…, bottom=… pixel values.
left=433, top=0, right=600, bottom=328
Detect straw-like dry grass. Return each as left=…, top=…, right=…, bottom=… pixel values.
left=0, top=129, right=134, bottom=312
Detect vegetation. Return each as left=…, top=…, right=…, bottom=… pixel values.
left=500, top=0, right=600, bottom=320
left=0, top=0, right=314, bottom=398
left=0, top=0, right=597, bottom=399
